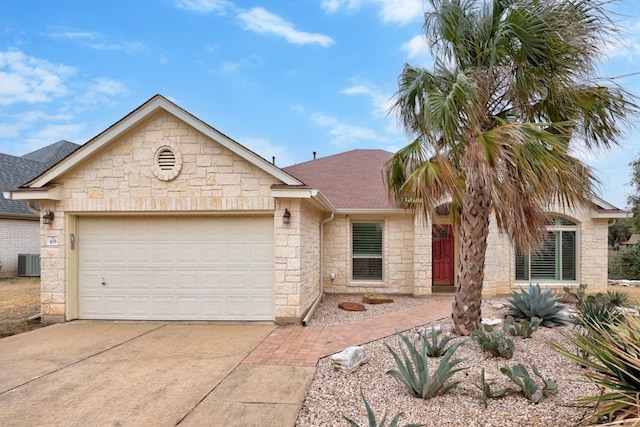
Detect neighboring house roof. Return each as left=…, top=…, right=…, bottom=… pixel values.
left=620, top=234, right=640, bottom=246
left=0, top=141, right=80, bottom=218
left=283, top=149, right=398, bottom=211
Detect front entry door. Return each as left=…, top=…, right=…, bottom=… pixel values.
left=432, top=224, right=454, bottom=286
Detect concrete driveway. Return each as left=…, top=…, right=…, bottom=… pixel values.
left=0, top=321, right=276, bottom=427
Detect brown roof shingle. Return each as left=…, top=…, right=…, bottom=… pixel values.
left=283, top=149, right=398, bottom=210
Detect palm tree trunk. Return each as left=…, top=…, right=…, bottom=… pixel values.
left=452, top=154, right=492, bottom=335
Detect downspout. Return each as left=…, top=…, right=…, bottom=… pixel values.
left=26, top=201, right=40, bottom=215
left=302, top=211, right=335, bottom=326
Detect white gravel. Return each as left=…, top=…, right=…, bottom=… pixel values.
left=296, top=295, right=599, bottom=427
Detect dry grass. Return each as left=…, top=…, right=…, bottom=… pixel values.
left=0, top=277, right=42, bottom=338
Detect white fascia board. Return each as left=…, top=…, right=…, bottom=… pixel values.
left=29, top=96, right=302, bottom=188
left=6, top=186, right=62, bottom=201
left=337, top=208, right=409, bottom=215
left=271, top=188, right=336, bottom=213
left=591, top=210, right=630, bottom=219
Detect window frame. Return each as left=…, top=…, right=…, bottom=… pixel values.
left=515, top=217, right=578, bottom=282
left=351, top=221, right=384, bottom=282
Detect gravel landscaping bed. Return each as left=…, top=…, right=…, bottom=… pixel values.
left=297, top=295, right=599, bottom=427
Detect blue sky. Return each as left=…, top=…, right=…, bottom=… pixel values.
left=1, top=0, right=639, bottom=209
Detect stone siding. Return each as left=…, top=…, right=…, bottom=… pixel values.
left=484, top=206, right=609, bottom=295
left=323, top=214, right=414, bottom=294
left=40, top=111, right=282, bottom=321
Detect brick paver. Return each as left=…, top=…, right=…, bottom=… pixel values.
left=242, top=297, right=453, bottom=366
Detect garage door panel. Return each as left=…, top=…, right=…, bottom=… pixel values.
left=79, top=216, right=274, bottom=321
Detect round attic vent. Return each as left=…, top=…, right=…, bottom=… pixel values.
left=157, top=148, right=176, bottom=170
left=151, top=143, right=182, bottom=181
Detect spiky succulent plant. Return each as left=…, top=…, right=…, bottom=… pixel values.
left=506, top=284, right=567, bottom=327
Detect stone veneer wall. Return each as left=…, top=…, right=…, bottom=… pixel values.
left=483, top=206, right=609, bottom=295
left=40, top=111, right=283, bottom=322
left=322, top=213, right=414, bottom=294
left=0, top=218, right=40, bottom=278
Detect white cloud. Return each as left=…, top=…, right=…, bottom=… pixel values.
left=321, top=0, right=423, bottom=25
left=402, top=34, right=428, bottom=59
left=22, top=124, right=85, bottom=153
left=239, top=136, right=295, bottom=167
left=238, top=8, right=334, bottom=47
left=175, top=0, right=233, bottom=14
left=75, top=77, right=127, bottom=111
left=217, top=55, right=262, bottom=74
left=50, top=29, right=148, bottom=54
left=311, top=112, right=386, bottom=146
left=340, top=82, right=393, bottom=117
left=0, top=50, right=75, bottom=106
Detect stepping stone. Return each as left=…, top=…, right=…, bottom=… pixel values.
left=338, top=302, right=366, bottom=311
left=362, top=293, right=394, bottom=304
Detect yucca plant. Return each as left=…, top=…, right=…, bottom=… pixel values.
left=385, top=333, right=467, bottom=399
left=607, top=290, right=631, bottom=308
left=576, top=298, right=625, bottom=330
left=420, top=326, right=456, bottom=357
left=344, top=391, right=422, bottom=427
left=471, top=324, right=515, bottom=358
left=550, top=315, right=640, bottom=423
left=506, top=284, right=567, bottom=327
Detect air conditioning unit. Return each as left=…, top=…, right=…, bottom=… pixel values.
left=18, top=254, right=41, bottom=277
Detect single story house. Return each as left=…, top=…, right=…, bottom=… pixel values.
left=0, top=141, right=79, bottom=277
left=5, top=95, right=626, bottom=324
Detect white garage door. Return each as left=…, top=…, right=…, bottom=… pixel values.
left=78, top=216, right=274, bottom=321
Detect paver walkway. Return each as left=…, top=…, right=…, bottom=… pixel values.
left=243, top=297, right=454, bottom=366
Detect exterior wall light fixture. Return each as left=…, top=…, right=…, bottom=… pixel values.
left=283, top=209, right=291, bottom=225
left=42, top=210, right=55, bottom=225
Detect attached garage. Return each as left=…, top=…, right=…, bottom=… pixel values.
left=77, top=216, right=274, bottom=321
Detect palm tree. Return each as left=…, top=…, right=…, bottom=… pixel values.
left=386, top=0, right=637, bottom=335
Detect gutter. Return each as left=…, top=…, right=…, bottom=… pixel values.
left=302, top=211, right=335, bottom=326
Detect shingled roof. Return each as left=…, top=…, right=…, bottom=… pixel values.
left=283, top=149, right=398, bottom=210
left=0, top=141, right=80, bottom=218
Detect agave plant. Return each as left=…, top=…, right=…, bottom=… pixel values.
left=506, top=283, right=567, bottom=327
left=550, top=315, right=640, bottom=423
left=344, top=391, right=422, bottom=427
left=420, top=326, right=456, bottom=357
left=385, top=333, right=467, bottom=399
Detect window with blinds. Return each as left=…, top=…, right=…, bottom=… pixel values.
left=515, top=217, right=577, bottom=281
left=352, top=222, right=383, bottom=281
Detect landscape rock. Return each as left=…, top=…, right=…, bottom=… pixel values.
left=338, top=302, right=366, bottom=311
left=331, top=346, right=369, bottom=373
left=416, top=324, right=442, bottom=340
left=481, top=317, right=503, bottom=326
left=362, top=293, right=394, bottom=304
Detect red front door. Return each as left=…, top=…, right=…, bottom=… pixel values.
left=432, top=224, right=454, bottom=286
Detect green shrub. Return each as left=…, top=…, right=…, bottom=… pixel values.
left=419, top=326, right=456, bottom=357
left=385, top=333, right=467, bottom=399
left=609, top=245, right=640, bottom=280
left=471, top=324, right=515, bottom=358
left=506, top=283, right=567, bottom=327
left=502, top=315, right=540, bottom=339
left=550, top=315, right=640, bottom=424
left=344, top=391, right=422, bottom=427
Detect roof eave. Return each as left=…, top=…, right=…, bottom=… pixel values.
left=4, top=185, right=62, bottom=201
